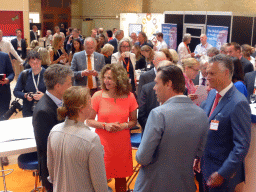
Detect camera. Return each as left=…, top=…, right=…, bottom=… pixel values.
left=0, top=74, right=6, bottom=81
left=27, top=92, right=38, bottom=111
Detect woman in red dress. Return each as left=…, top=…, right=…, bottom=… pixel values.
left=87, top=64, right=138, bottom=192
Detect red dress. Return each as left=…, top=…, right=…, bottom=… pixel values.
left=91, top=91, right=138, bottom=179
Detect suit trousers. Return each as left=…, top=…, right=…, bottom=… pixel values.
left=0, top=88, right=11, bottom=120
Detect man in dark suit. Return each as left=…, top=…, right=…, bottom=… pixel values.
left=108, top=30, right=124, bottom=53
left=11, top=29, right=27, bottom=79
left=30, top=25, right=38, bottom=42
left=66, top=28, right=84, bottom=53
left=227, top=42, right=253, bottom=74
left=71, top=37, right=105, bottom=95
left=33, top=64, right=73, bottom=192
left=244, top=70, right=256, bottom=101
left=0, top=51, right=15, bottom=119
left=193, top=55, right=209, bottom=86
left=137, top=51, right=166, bottom=102
left=138, top=60, right=172, bottom=134
left=11, top=29, right=27, bottom=59
left=197, top=54, right=251, bottom=191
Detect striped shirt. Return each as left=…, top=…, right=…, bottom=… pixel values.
left=47, top=119, right=108, bottom=192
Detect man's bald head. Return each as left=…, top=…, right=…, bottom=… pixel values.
left=153, top=51, right=167, bottom=68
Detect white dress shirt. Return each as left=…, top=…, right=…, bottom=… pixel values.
left=0, top=40, right=23, bottom=63
left=156, top=40, right=168, bottom=51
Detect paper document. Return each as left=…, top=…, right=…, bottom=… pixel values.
left=193, top=85, right=208, bottom=106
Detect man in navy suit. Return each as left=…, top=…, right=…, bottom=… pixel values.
left=108, top=30, right=124, bottom=53
left=227, top=42, right=253, bottom=74
left=30, top=25, right=38, bottom=42
left=0, top=51, right=15, bottom=119
left=244, top=70, right=256, bottom=102
left=198, top=54, right=251, bottom=191
left=137, top=52, right=166, bottom=102
left=33, top=64, right=73, bottom=192
left=71, top=37, right=105, bottom=95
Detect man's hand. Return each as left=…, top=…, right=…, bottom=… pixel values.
left=0, top=78, right=9, bottom=85
left=207, top=172, right=224, bottom=188
left=91, top=70, right=98, bottom=76
left=33, top=91, right=44, bottom=101
left=191, top=52, right=195, bottom=57
left=188, top=94, right=198, bottom=100
left=82, top=70, right=92, bottom=76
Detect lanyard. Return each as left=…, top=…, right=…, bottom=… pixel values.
left=123, top=58, right=130, bottom=77
left=185, top=43, right=191, bottom=54
left=32, top=68, right=41, bottom=92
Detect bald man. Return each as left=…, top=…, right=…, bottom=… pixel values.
left=194, top=34, right=213, bottom=59
left=137, top=51, right=167, bottom=102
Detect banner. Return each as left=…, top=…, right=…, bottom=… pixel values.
left=162, top=23, right=177, bottom=50
left=206, top=25, right=229, bottom=50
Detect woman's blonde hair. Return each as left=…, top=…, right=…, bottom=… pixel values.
left=100, top=64, right=131, bottom=96
left=141, top=45, right=154, bottom=61
left=57, top=86, right=90, bottom=123
left=182, top=58, right=199, bottom=70
left=241, top=44, right=253, bottom=58
left=38, top=47, right=51, bottom=66
left=101, top=44, right=114, bottom=55
left=169, top=49, right=179, bottom=64
left=30, top=40, right=39, bottom=49
left=52, top=35, right=63, bottom=54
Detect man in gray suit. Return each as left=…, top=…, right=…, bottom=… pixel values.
left=134, top=65, right=209, bottom=192
left=71, top=37, right=105, bottom=95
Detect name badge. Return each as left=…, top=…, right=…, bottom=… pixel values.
left=210, top=120, right=219, bottom=131
left=17, top=46, right=22, bottom=51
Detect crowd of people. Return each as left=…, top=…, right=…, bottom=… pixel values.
left=0, top=24, right=255, bottom=192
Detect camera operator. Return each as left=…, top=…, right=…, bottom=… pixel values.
left=0, top=51, right=15, bottom=119
left=13, top=50, right=46, bottom=117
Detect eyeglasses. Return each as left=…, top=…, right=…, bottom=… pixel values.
left=121, top=46, right=130, bottom=48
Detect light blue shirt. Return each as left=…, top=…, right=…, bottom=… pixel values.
left=46, top=90, right=62, bottom=107
left=194, top=43, right=213, bottom=56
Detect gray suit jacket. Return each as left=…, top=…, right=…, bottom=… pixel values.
left=134, top=96, right=209, bottom=192
left=70, top=51, right=105, bottom=86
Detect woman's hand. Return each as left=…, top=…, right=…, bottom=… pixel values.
left=105, top=122, right=121, bottom=132
left=119, top=52, right=126, bottom=62
left=26, top=93, right=33, bottom=101
left=33, top=91, right=44, bottom=101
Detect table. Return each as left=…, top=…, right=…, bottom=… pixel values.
left=0, top=117, right=35, bottom=192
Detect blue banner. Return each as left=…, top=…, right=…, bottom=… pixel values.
left=162, top=23, right=177, bottom=50
left=206, top=25, right=229, bottom=50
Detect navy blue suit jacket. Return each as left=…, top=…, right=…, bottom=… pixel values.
left=11, top=38, right=27, bottom=59
left=138, top=81, right=159, bottom=134
left=244, top=70, right=256, bottom=101
left=0, top=51, right=15, bottom=92
left=108, top=38, right=118, bottom=53
left=201, top=85, right=251, bottom=185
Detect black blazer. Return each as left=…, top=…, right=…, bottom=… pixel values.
left=244, top=70, right=256, bottom=101
left=240, top=57, right=254, bottom=74
left=108, top=38, right=118, bottom=53
left=32, top=94, right=63, bottom=190
left=138, top=81, right=159, bottom=135
left=137, top=68, right=156, bottom=102
left=30, top=31, right=37, bottom=42
left=11, top=38, right=27, bottom=59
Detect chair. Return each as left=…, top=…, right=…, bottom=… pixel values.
left=127, top=133, right=142, bottom=192
left=18, top=152, right=43, bottom=192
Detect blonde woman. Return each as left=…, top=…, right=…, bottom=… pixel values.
left=38, top=47, right=51, bottom=69
left=182, top=58, right=200, bottom=100
left=50, top=34, right=68, bottom=64
left=47, top=86, right=108, bottom=192
left=101, top=43, right=114, bottom=64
